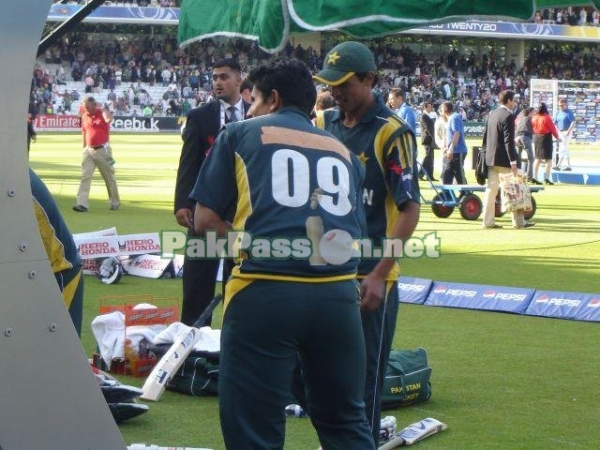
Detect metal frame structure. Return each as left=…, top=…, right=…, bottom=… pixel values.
left=0, top=1, right=125, bottom=448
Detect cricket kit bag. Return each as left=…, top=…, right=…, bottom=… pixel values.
left=381, top=347, right=432, bottom=410
left=149, top=344, right=219, bottom=397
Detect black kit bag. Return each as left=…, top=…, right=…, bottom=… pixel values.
left=475, top=146, right=488, bottom=186
left=381, top=347, right=432, bottom=410
left=149, top=344, right=219, bottom=397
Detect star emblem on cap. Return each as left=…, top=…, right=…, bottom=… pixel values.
left=327, top=51, right=341, bottom=65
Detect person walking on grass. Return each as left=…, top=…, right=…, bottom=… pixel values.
left=73, top=96, right=120, bottom=212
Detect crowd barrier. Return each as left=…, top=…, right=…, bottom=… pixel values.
left=34, top=114, right=487, bottom=136
left=398, top=276, right=600, bottom=322
left=34, top=114, right=184, bottom=132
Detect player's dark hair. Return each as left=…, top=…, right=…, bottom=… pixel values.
left=240, top=78, right=253, bottom=93
left=248, top=58, right=316, bottom=116
left=213, top=58, right=241, bottom=74
left=442, top=101, right=454, bottom=114
left=355, top=72, right=379, bottom=88
left=498, top=90, right=515, bottom=105
left=390, top=87, right=405, bottom=99
left=537, top=102, right=549, bottom=115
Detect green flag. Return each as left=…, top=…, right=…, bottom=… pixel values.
left=178, top=0, right=289, bottom=53
left=179, top=0, right=600, bottom=53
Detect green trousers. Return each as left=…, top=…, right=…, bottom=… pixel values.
left=219, top=278, right=375, bottom=450
left=362, top=281, right=399, bottom=445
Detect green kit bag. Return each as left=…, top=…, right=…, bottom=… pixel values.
left=381, top=347, right=432, bottom=410
left=149, top=344, right=219, bottom=397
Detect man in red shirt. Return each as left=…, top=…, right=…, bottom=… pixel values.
left=73, top=96, right=120, bottom=212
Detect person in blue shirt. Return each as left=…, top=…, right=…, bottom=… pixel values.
left=440, top=100, right=468, bottom=185
left=552, top=98, right=576, bottom=171
left=388, top=88, right=417, bottom=133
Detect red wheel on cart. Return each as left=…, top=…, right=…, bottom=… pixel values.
left=459, top=193, right=483, bottom=220
left=524, top=196, right=537, bottom=220
left=431, top=193, right=454, bottom=218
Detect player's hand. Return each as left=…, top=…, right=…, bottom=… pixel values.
left=359, top=272, right=386, bottom=311
left=175, top=208, right=193, bottom=229
left=511, top=164, right=518, bottom=176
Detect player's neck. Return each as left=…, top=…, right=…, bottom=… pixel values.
left=226, top=95, right=242, bottom=107
left=342, top=94, right=376, bottom=128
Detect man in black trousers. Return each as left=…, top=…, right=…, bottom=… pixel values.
left=418, top=101, right=437, bottom=181
left=174, top=58, right=251, bottom=325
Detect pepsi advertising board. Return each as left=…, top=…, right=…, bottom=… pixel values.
left=526, top=290, right=600, bottom=322
left=425, top=281, right=534, bottom=314
left=397, top=277, right=433, bottom=305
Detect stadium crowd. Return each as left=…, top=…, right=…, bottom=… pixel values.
left=30, top=18, right=600, bottom=121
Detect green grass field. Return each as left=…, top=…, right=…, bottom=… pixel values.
left=29, top=133, right=600, bottom=449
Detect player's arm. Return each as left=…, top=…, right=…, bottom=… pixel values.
left=190, top=130, right=236, bottom=237
left=360, top=130, right=421, bottom=311
left=102, top=108, right=113, bottom=123
left=360, top=200, right=420, bottom=311
left=174, top=111, right=205, bottom=228
left=448, top=129, right=460, bottom=152
left=567, top=112, right=576, bottom=135
left=194, top=204, right=231, bottom=237
left=503, top=114, right=519, bottom=175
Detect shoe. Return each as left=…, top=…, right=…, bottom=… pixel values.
left=544, top=179, right=554, bottom=185
left=419, top=175, right=425, bottom=181
left=514, top=222, right=535, bottom=229
left=552, top=166, right=561, bottom=171
left=483, top=224, right=503, bottom=229
left=110, top=205, right=120, bottom=210
left=72, top=205, right=88, bottom=212
left=528, top=178, right=542, bottom=185
left=430, top=177, right=439, bottom=181
left=562, top=167, right=572, bottom=171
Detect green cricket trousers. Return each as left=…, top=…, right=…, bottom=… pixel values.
left=219, top=277, right=375, bottom=450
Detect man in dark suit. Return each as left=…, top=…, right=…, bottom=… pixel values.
left=174, top=58, right=251, bottom=326
left=481, top=90, right=533, bottom=229
left=418, top=102, right=437, bottom=181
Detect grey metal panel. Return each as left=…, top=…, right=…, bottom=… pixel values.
left=0, top=1, right=126, bottom=448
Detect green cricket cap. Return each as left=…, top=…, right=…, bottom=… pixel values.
left=313, top=41, right=376, bottom=86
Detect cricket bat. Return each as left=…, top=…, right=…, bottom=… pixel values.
left=378, top=417, right=448, bottom=449
left=140, top=294, right=223, bottom=401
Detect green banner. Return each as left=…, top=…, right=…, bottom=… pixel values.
left=179, top=0, right=600, bottom=54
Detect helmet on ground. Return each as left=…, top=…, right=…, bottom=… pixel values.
left=98, top=257, right=123, bottom=285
